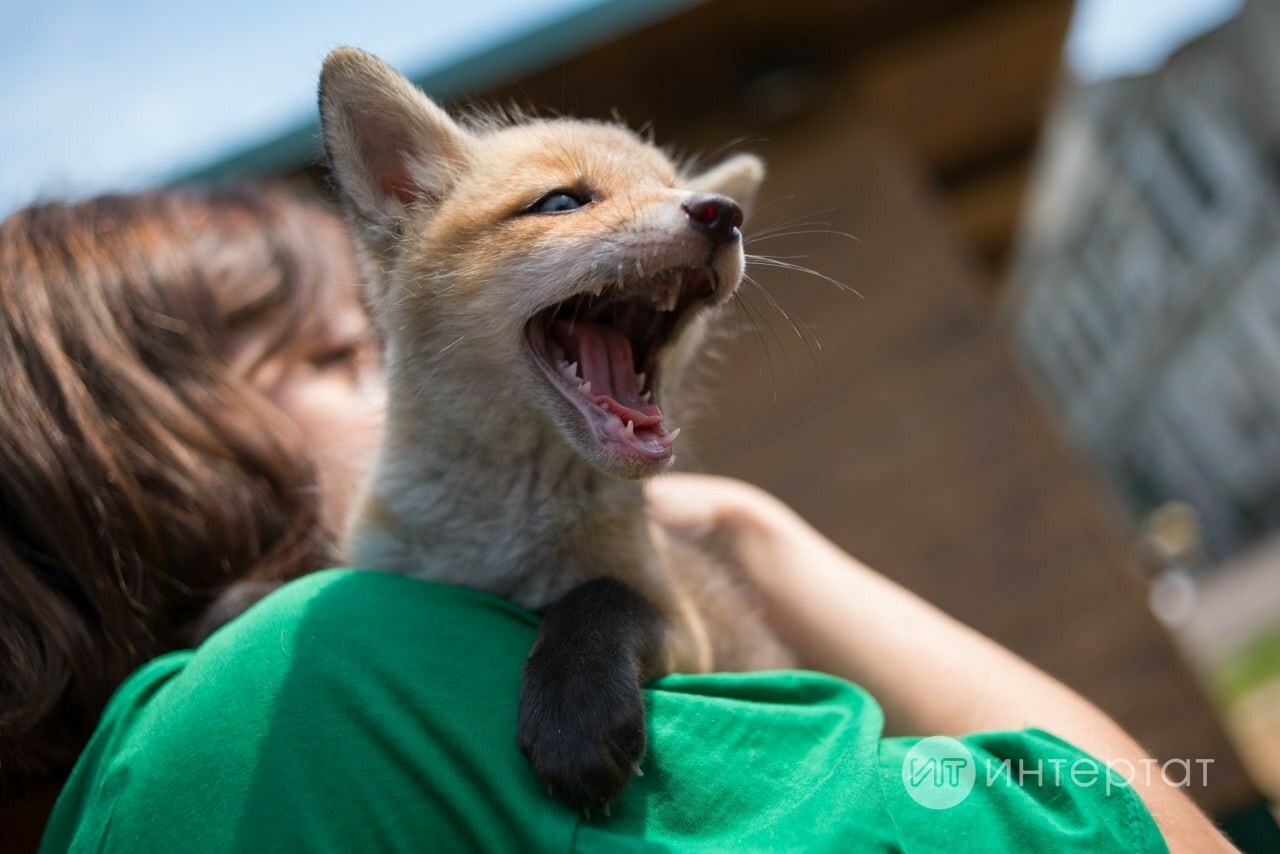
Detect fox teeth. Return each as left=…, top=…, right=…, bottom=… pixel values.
left=635, top=372, right=646, bottom=389
left=562, top=361, right=579, bottom=379
left=667, top=427, right=682, bottom=441
left=640, top=391, right=651, bottom=403
left=625, top=420, right=635, bottom=437
left=580, top=381, right=592, bottom=396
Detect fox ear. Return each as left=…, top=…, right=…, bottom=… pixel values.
left=319, top=47, right=474, bottom=233
left=685, top=153, right=765, bottom=219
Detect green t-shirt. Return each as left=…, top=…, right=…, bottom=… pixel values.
left=42, top=569, right=1165, bottom=853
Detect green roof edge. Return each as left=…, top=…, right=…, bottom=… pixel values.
left=176, top=0, right=700, bottom=185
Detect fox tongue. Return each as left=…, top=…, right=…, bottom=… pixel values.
left=552, top=320, right=662, bottom=425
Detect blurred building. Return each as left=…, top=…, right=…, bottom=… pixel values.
left=1009, top=0, right=1280, bottom=559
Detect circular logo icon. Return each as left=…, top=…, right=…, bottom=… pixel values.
left=901, top=736, right=976, bottom=810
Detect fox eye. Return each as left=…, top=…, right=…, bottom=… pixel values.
left=528, top=190, right=590, bottom=214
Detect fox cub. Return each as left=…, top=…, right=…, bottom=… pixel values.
left=320, top=47, right=794, bottom=810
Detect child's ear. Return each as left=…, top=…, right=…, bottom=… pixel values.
left=319, top=47, right=474, bottom=232
left=685, top=153, right=765, bottom=219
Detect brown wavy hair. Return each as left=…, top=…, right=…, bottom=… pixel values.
left=0, top=185, right=356, bottom=796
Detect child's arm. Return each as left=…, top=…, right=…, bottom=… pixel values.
left=647, top=474, right=1236, bottom=853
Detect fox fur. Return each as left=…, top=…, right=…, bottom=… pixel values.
left=321, top=47, right=790, bottom=672
left=319, top=46, right=793, bottom=807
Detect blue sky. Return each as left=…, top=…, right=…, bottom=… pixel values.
left=0, top=0, right=1248, bottom=216
left=0, top=0, right=611, bottom=215
left=1066, top=0, right=1244, bottom=81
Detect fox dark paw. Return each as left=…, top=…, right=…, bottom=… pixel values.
left=517, top=644, right=646, bottom=813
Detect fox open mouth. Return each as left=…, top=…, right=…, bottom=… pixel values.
left=526, top=266, right=717, bottom=463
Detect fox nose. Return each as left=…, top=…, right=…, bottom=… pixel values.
left=682, top=193, right=743, bottom=246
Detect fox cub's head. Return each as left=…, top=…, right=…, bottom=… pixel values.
left=320, top=48, right=763, bottom=479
